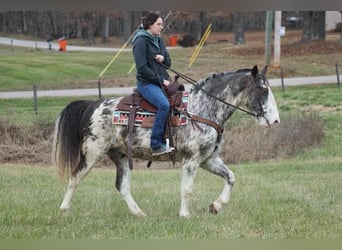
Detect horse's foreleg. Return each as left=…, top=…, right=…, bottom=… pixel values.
left=108, top=150, right=146, bottom=217
left=179, top=162, right=198, bottom=217
left=202, top=157, right=235, bottom=214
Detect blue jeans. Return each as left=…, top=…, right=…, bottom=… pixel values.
left=137, top=83, right=170, bottom=149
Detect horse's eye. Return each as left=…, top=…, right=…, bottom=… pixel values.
left=257, top=86, right=268, bottom=97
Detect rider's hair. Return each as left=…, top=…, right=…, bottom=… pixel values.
left=143, top=12, right=162, bottom=30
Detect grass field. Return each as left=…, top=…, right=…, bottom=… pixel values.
left=0, top=158, right=341, bottom=239
left=0, top=30, right=341, bottom=91
left=0, top=31, right=341, bottom=239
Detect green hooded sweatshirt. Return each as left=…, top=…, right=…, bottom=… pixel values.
left=132, top=29, right=171, bottom=85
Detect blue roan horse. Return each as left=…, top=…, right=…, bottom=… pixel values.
left=52, top=65, right=280, bottom=217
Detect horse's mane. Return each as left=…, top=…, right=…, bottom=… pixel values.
left=192, top=68, right=251, bottom=95
left=235, top=68, right=253, bottom=74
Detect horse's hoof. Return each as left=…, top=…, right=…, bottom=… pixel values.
left=60, top=207, right=71, bottom=216
left=60, top=206, right=68, bottom=211
left=209, top=203, right=218, bottom=214
left=179, top=211, right=190, bottom=218
left=135, top=211, right=147, bottom=217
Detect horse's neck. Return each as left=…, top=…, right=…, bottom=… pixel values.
left=188, top=87, right=241, bottom=127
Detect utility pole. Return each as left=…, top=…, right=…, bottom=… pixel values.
left=265, top=11, right=273, bottom=66
left=273, top=11, right=282, bottom=68
left=340, top=11, right=342, bottom=45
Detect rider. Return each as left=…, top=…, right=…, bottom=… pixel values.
left=132, top=12, right=175, bottom=156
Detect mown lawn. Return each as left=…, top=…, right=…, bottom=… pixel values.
left=0, top=157, right=341, bottom=239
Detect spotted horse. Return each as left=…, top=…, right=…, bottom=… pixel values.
left=52, top=65, right=280, bottom=217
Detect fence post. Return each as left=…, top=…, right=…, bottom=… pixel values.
left=33, top=84, right=38, bottom=115
left=280, top=67, right=285, bottom=94
left=97, top=79, right=102, bottom=99
left=336, top=63, right=340, bottom=88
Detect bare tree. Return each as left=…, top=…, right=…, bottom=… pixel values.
left=82, top=12, right=98, bottom=45
left=233, top=11, right=245, bottom=45
left=0, top=10, right=283, bottom=43
left=122, top=10, right=132, bottom=42
left=301, top=11, right=326, bottom=41
left=101, top=11, right=109, bottom=42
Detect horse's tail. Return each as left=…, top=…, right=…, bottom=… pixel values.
left=52, top=99, right=101, bottom=180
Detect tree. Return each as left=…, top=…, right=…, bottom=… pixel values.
left=233, top=12, right=245, bottom=45
left=122, top=10, right=132, bottom=42
left=101, top=11, right=109, bottom=42
left=82, top=12, right=98, bottom=45
left=301, top=11, right=326, bottom=41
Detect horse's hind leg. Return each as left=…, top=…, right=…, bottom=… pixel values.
left=60, top=137, right=109, bottom=212
left=107, top=149, right=146, bottom=217
left=201, top=157, right=235, bottom=214
left=60, top=155, right=95, bottom=212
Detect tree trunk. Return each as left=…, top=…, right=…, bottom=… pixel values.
left=301, top=11, right=326, bottom=41
left=233, top=11, right=245, bottom=45
left=47, top=11, right=58, bottom=37
left=84, top=12, right=96, bottom=45
left=76, top=11, right=82, bottom=39
left=101, top=11, right=109, bottom=42
left=21, top=11, right=27, bottom=34
left=122, top=10, right=132, bottom=42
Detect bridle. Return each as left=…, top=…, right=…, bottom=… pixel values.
left=255, top=73, right=271, bottom=125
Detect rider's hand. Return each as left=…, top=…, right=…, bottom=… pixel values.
left=163, top=79, right=170, bottom=88
left=155, top=54, right=164, bottom=63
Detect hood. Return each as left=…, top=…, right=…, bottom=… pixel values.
left=133, top=29, right=160, bottom=50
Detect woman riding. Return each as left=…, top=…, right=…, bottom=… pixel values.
left=132, top=12, right=175, bottom=156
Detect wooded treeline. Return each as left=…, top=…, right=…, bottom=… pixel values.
left=0, top=11, right=337, bottom=44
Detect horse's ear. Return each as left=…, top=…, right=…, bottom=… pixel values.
left=251, top=65, right=258, bottom=78
left=261, top=65, right=268, bottom=75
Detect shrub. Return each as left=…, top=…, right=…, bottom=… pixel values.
left=0, top=112, right=325, bottom=166
left=0, top=115, right=54, bottom=165
left=222, top=112, right=324, bottom=164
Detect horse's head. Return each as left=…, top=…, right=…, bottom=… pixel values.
left=245, top=65, right=280, bottom=126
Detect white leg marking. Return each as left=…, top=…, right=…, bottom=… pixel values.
left=60, top=167, right=92, bottom=211
left=206, top=157, right=235, bottom=214
left=179, top=162, right=198, bottom=217
left=120, top=168, right=146, bottom=217
left=60, top=177, right=77, bottom=211
left=60, top=134, right=108, bottom=212
left=210, top=180, right=233, bottom=213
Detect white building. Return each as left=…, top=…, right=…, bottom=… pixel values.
left=326, top=11, right=341, bottom=31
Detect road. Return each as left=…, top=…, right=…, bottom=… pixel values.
left=0, top=75, right=340, bottom=99
left=0, top=36, right=131, bottom=52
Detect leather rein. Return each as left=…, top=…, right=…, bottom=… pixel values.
left=165, top=65, right=258, bottom=117
left=163, top=64, right=258, bottom=143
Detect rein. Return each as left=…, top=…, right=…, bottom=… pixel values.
left=164, top=64, right=258, bottom=118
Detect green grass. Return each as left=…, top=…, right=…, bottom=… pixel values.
left=0, top=45, right=135, bottom=90
left=1, top=41, right=341, bottom=91
left=0, top=158, right=340, bottom=239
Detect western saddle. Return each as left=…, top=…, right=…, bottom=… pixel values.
left=114, top=76, right=187, bottom=169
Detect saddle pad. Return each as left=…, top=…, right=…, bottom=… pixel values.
left=112, top=110, right=188, bottom=127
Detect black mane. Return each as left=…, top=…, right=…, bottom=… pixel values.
left=191, top=69, right=252, bottom=97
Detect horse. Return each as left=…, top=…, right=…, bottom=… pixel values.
left=52, top=65, right=280, bottom=217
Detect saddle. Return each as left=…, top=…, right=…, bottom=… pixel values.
left=114, top=76, right=187, bottom=170
left=115, top=76, right=187, bottom=128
